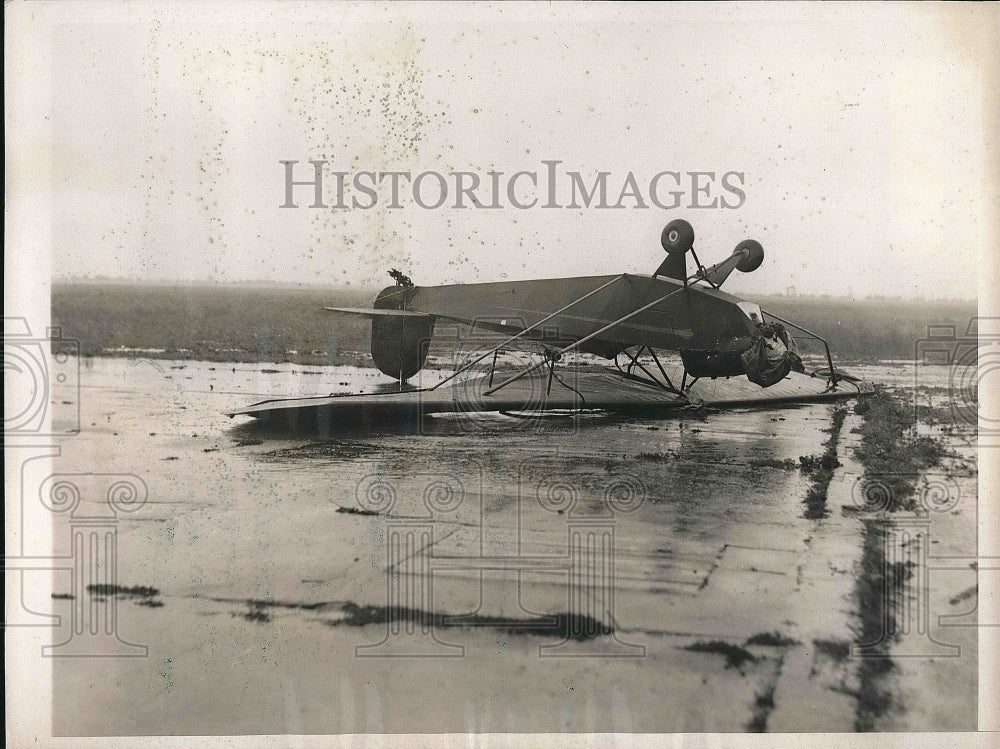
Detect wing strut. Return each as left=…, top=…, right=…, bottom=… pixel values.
left=483, top=283, right=691, bottom=396
left=616, top=345, right=679, bottom=393
left=428, top=274, right=626, bottom=391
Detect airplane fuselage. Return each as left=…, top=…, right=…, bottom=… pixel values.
left=368, top=274, right=763, bottom=380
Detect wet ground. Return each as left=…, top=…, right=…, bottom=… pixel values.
left=30, top=357, right=978, bottom=734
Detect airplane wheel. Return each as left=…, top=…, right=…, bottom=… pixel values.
left=660, top=219, right=695, bottom=254
left=735, top=239, right=764, bottom=272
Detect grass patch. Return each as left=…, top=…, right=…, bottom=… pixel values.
left=87, top=584, right=159, bottom=598
left=335, top=505, right=382, bottom=516
left=52, top=282, right=374, bottom=366
left=949, top=585, right=977, bottom=606
left=240, top=601, right=272, bottom=623
left=748, top=458, right=799, bottom=470
left=747, top=684, right=778, bottom=732
left=746, top=631, right=799, bottom=647
left=86, top=583, right=164, bottom=608
left=332, top=602, right=612, bottom=640
left=801, top=406, right=847, bottom=519
left=853, top=388, right=945, bottom=511
left=798, top=453, right=842, bottom=472
left=849, top=388, right=946, bottom=730
left=853, top=520, right=917, bottom=730
left=683, top=640, right=757, bottom=669
left=813, top=638, right=851, bottom=662
left=636, top=451, right=676, bottom=463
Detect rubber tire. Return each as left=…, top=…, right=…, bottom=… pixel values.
left=660, top=219, right=695, bottom=255
left=735, top=239, right=764, bottom=272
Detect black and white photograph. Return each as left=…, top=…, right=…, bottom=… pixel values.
left=5, top=1, right=998, bottom=745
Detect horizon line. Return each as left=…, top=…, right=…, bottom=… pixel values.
left=50, top=275, right=978, bottom=303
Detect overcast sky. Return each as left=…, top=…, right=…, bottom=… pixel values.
left=19, top=3, right=999, bottom=298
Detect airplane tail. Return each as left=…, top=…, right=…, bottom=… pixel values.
left=324, top=286, right=434, bottom=381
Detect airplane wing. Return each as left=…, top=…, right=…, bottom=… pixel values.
left=323, top=307, right=433, bottom=317
left=226, top=367, right=872, bottom=426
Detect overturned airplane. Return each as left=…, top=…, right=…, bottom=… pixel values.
left=228, top=220, right=870, bottom=428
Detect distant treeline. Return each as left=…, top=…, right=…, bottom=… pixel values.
left=754, top=295, right=975, bottom=362
left=52, top=282, right=975, bottom=366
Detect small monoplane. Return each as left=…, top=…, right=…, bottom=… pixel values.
left=228, top=220, right=870, bottom=428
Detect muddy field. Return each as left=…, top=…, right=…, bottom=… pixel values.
left=33, top=357, right=978, bottom=735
